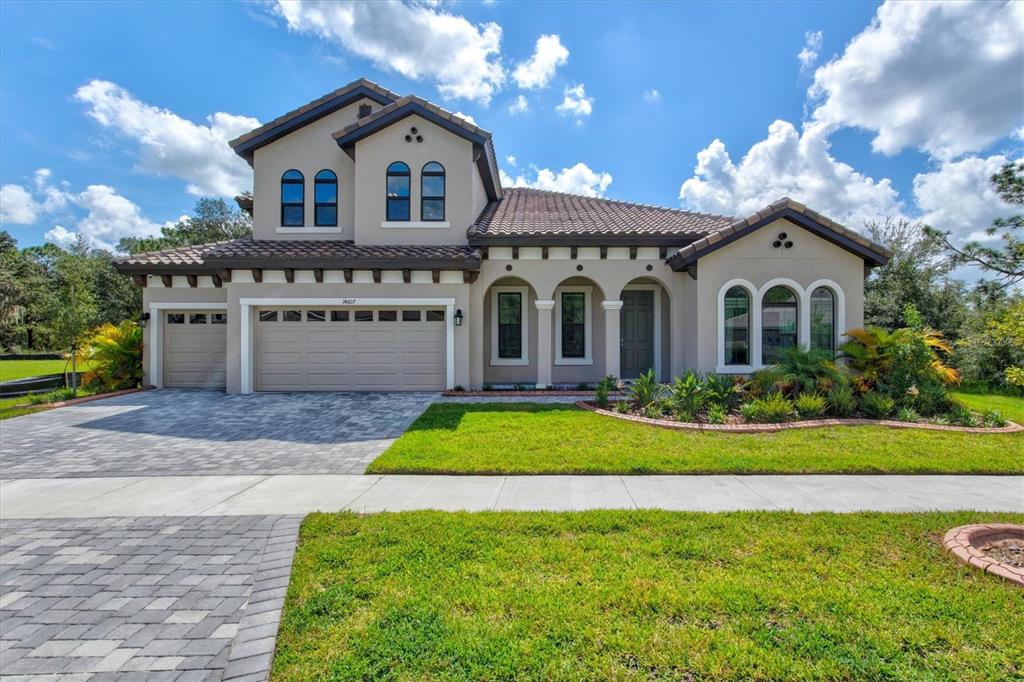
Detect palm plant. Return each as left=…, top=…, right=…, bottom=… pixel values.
left=77, top=320, right=143, bottom=391
left=669, top=371, right=705, bottom=421
left=629, top=369, right=664, bottom=408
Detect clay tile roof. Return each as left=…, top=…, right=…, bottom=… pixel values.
left=667, top=197, right=892, bottom=268
left=114, top=241, right=232, bottom=269
left=467, top=187, right=733, bottom=240
left=229, top=78, right=400, bottom=150
left=332, top=94, right=490, bottom=142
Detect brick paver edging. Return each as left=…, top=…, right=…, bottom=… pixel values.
left=943, top=523, right=1024, bottom=587
left=576, top=401, right=1024, bottom=434
left=222, top=515, right=303, bottom=682
left=444, top=390, right=629, bottom=397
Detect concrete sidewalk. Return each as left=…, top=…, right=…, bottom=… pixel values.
left=2, top=474, right=1021, bottom=518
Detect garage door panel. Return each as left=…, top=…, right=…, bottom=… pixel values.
left=163, top=313, right=226, bottom=389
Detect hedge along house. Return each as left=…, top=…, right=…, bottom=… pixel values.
left=115, top=78, right=891, bottom=394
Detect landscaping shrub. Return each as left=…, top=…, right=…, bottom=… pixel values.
left=669, top=371, right=705, bottom=421
left=27, top=387, right=76, bottom=405
left=827, top=384, right=857, bottom=417
left=706, top=404, right=728, bottom=424
left=594, top=375, right=617, bottom=408
left=703, top=373, right=745, bottom=411
left=773, top=345, right=843, bottom=395
left=613, top=401, right=630, bottom=414
left=896, top=407, right=920, bottom=423
left=629, top=369, right=664, bottom=408
left=860, top=393, right=895, bottom=419
left=77, top=320, right=143, bottom=392
left=740, top=393, right=793, bottom=423
left=643, top=400, right=668, bottom=419
left=794, top=392, right=827, bottom=419
left=982, top=409, right=1008, bottom=427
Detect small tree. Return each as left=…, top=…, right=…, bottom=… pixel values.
left=46, top=242, right=99, bottom=394
left=118, top=197, right=252, bottom=254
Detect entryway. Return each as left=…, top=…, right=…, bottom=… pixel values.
left=620, top=290, right=654, bottom=379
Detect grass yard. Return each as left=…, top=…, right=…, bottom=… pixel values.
left=0, top=358, right=70, bottom=382
left=954, top=391, right=1024, bottom=424
left=368, top=398, right=1024, bottom=475
left=273, top=511, right=1024, bottom=682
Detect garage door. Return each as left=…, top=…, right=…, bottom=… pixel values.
left=163, top=311, right=227, bottom=388
left=255, top=307, right=446, bottom=391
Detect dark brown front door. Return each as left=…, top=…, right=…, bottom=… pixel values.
left=620, top=290, right=654, bottom=379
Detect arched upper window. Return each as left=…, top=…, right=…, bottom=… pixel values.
left=723, top=286, right=750, bottom=365
left=810, top=286, right=836, bottom=354
left=761, top=286, right=798, bottom=365
left=386, top=162, right=410, bottom=221
left=314, top=170, right=338, bottom=227
left=421, top=162, right=446, bottom=222
left=281, top=170, right=304, bottom=227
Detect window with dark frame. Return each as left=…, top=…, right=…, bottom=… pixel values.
left=761, top=286, right=798, bottom=365
left=497, top=292, right=522, bottom=359
left=167, top=313, right=184, bottom=324
left=281, top=170, right=304, bottom=226
left=330, top=310, right=349, bottom=322
left=354, top=310, right=373, bottom=322
left=560, top=292, right=585, bottom=358
left=810, top=287, right=836, bottom=355
left=283, top=310, right=301, bottom=322
left=386, top=162, right=410, bottom=221
left=211, top=313, right=227, bottom=324
left=189, top=313, right=207, bottom=325
left=314, top=170, right=338, bottom=227
left=306, top=310, right=326, bottom=322
left=426, top=310, right=445, bottom=322
left=378, top=310, right=397, bottom=322
left=402, top=310, right=422, bottom=322
left=723, top=286, right=750, bottom=365
left=259, top=310, right=278, bottom=322
left=421, top=162, right=445, bottom=221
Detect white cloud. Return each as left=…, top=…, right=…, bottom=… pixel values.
left=678, top=120, right=903, bottom=228
left=44, top=225, right=77, bottom=248
left=512, top=34, right=568, bottom=89
left=642, top=88, right=660, bottom=103
left=500, top=162, right=612, bottom=197
left=809, top=0, right=1024, bottom=159
left=453, top=111, right=477, bottom=126
left=505, top=155, right=517, bottom=167
left=0, top=184, right=40, bottom=224
left=75, top=80, right=258, bottom=197
left=556, top=83, right=592, bottom=119
left=914, top=154, right=1017, bottom=243
left=508, top=94, right=529, bottom=115
left=797, top=30, right=822, bottom=74
left=272, top=0, right=505, bottom=104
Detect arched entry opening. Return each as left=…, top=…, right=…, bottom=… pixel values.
left=550, top=276, right=607, bottom=386
left=483, top=276, right=539, bottom=386
left=619, top=277, right=671, bottom=381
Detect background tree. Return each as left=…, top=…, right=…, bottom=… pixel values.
left=118, top=197, right=251, bottom=254
left=44, top=239, right=99, bottom=393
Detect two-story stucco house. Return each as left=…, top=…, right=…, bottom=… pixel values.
left=115, top=78, right=890, bottom=394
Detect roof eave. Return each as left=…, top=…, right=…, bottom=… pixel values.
left=205, top=256, right=481, bottom=271
left=467, top=233, right=700, bottom=248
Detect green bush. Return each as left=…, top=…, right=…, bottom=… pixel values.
left=860, top=393, right=896, bottom=419
left=643, top=400, right=668, bottom=419
left=78, top=320, right=143, bottom=391
left=827, top=385, right=856, bottom=417
left=739, top=393, right=794, bottom=423
left=896, top=407, right=920, bottom=423
left=947, top=405, right=978, bottom=428
left=613, top=401, right=631, bottom=414
left=706, top=404, right=728, bottom=425
left=594, top=375, right=617, bottom=408
left=27, top=387, right=76, bottom=405
left=629, top=369, right=664, bottom=408
left=703, top=374, right=745, bottom=411
left=982, top=409, right=1007, bottom=427
left=794, top=392, right=827, bottom=419
left=669, top=371, right=705, bottom=421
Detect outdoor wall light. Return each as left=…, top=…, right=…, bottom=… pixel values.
left=454, top=309, right=464, bottom=327
left=138, top=312, right=151, bottom=329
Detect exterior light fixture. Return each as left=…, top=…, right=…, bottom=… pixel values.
left=454, top=309, right=464, bottom=327
left=138, top=312, right=151, bottom=328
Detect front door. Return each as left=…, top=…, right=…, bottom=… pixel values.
left=620, top=290, right=654, bottom=379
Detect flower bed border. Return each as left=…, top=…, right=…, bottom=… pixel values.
left=0, top=385, right=155, bottom=418
left=943, top=524, right=1024, bottom=587
left=576, top=401, right=1024, bottom=434
left=444, top=390, right=629, bottom=398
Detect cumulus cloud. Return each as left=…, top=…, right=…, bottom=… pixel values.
left=75, top=80, right=257, bottom=197
left=1, top=184, right=41, bottom=224
left=500, top=161, right=612, bottom=197
left=678, top=120, right=903, bottom=227
left=508, top=94, right=529, bottom=115
left=44, top=225, right=77, bottom=248
left=797, top=30, right=822, bottom=73
left=512, top=34, right=568, bottom=89
left=556, top=83, right=593, bottom=119
left=642, top=88, right=660, bottom=103
left=809, top=0, right=1024, bottom=159
left=453, top=111, right=477, bottom=126
left=914, top=154, right=1018, bottom=243
left=505, top=155, right=517, bottom=167
left=271, top=0, right=505, bottom=104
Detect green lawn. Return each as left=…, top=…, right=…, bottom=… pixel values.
left=273, top=511, right=1024, bottom=682
left=0, top=358, right=69, bottom=382
left=369, top=399, right=1024, bottom=475
left=954, top=391, right=1024, bottom=423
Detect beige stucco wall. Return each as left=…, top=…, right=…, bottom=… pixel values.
left=251, top=98, right=385, bottom=241
left=692, top=218, right=865, bottom=373
left=352, top=114, right=479, bottom=245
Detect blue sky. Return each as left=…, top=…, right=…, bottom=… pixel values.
left=1, top=1, right=1020, bottom=260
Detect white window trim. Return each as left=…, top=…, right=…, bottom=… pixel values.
left=239, top=297, right=456, bottom=393
left=147, top=302, right=228, bottom=390
left=716, top=279, right=755, bottom=374
left=806, top=279, right=845, bottom=353
left=555, top=286, right=593, bottom=365
left=276, top=226, right=343, bottom=234
left=490, top=286, right=529, bottom=366
left=621, top=284, right=662, bottom=378
left=381, top=221, right=450, bottom=228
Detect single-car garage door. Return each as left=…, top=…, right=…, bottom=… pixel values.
left=255, top=307, right=446, bottom=391
left=163, top=310, right=227, bottom=388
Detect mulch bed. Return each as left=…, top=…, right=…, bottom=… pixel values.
left=944, top=524, right=1024, bottom=587
left=984, top=540, right=1024, bottom=569
left=576, top=401, right=1024, bottom=434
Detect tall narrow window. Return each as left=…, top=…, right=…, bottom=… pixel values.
left=421, top=162, right=445, bottom=221
left=386, top=162, right=410, bottom=221
left=810, top=287, right=836, bottom=354
left=723, top=286, right=750, bottom=365
left=761, top=286, right=798, bottom=365
left=497, top=292, right=522, bottom=359
left=561, top=291, right=585, bottom=358
left=281, top=170, right=304, bottom=226
left=314, top=170, right=337, bottom=227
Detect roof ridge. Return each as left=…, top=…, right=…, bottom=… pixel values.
left=502, top=187, right=734, bottom=221
left=333, top=93, right=491, bottom=140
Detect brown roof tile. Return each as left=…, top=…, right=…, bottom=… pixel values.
left=331, top=95, right=491, bottom=141
left=115, top=241, right=232, bottom=268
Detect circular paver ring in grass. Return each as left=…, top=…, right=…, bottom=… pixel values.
left=944, top=524, right=1024, bottom=587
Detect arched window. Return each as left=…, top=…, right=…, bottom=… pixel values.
left=421, top=162, right=445, bottom=221
left=314, top=170, right=337, bottom=227
left=386, top=162, right=410, bottom=221
left=810, top=287, right=836, bottom=354
left=761, top=286, right=798, bottom=365
left=723, top=286, right=750, bottom=365
left=281, top=170, right=304, bottom=226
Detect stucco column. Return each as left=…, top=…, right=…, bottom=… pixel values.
left=469, top=283, right=485, bottom=389
left=602, top=300, right=623, bottom=380
left=535, top=299, right=554, bottom=388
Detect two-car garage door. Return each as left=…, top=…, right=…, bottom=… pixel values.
left=254, top=307, right=446, bottom=391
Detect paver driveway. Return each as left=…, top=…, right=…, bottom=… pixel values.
left=0, top=389, right=437, bottom=479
